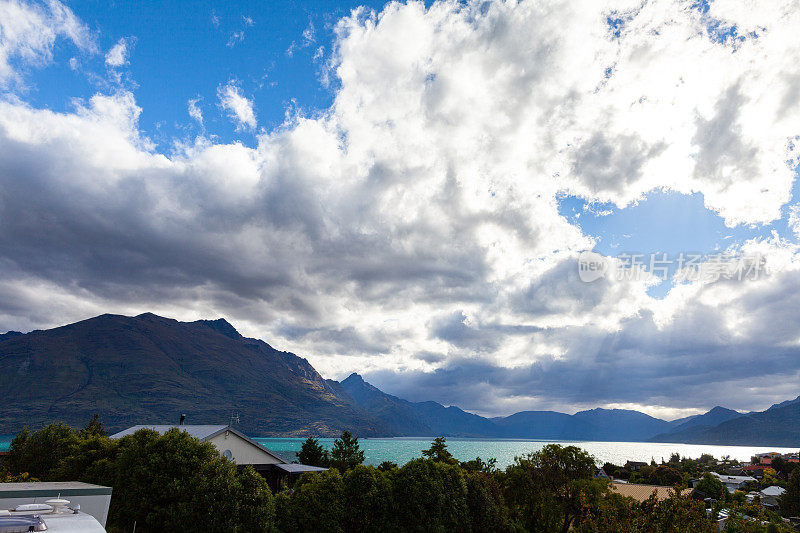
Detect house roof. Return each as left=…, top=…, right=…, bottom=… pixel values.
left=761, top=486, right=786, bottom=497
left=110, top=425, right=227, bottom=440
left=612, top=483, right=690, bottom=503
left=710, top=472, right=755, bottom=484
left=274, top=464, right=328, bottom=474
left=109, top=424, right=288, bottom=464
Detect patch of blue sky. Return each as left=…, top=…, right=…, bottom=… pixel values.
left=18, top=0, right=403, bottom=151
left=559, top=169, right=800, bottom=298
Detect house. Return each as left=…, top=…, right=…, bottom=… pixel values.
left=110, top=423, right=326, bottom=491
left=751, top=452, right=781, bottom=465
left=725, top=466, right=745, bottom=476
left=759, top=486, right=786, bottom=509
left=741, top=465, right=765, bottom=479
left=594, top=468, right=611, bottom=480
left=625, top=461, right=648, bottom=472
left=707, top=472, right=756, bottom=493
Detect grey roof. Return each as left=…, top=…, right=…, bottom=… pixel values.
left=274, top=464, right=328, bottom=474
left=710, top=472, right=754, bottom=483
left=109, top=425, right=288, bottom=464
left=761, top=486, right=786, bottom=497
left=110, top=425, right=228, bottom=440
left=0, top=482, right=112, bottom=498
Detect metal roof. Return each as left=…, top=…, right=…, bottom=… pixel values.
left=761, top=486, right=786, bottom=496
left=274, top=464, right=328, bottom=474
left=109, top=425, right=289, bottom=464
left=110, top=425, right=227, bottom=440
left=0, top=482, right=111, bottom=498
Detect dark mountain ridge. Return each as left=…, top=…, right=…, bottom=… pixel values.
left=0, top=313, right=384, bottom=436
left=3, top=314, right=798, bottom=445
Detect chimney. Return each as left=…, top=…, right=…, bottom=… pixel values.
left=179, top=414, right=186, bottom=426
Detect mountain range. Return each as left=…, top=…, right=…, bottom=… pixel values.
left=1, top=313, right=798, bottom=445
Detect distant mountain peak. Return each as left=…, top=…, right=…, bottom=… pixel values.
left=343, top=372, right=365, bottom=384
left=0, top=312, right=383, bottom=436
left=193, top=318, right=241, bottom=339
left=0, top=331, right=23, bottom=342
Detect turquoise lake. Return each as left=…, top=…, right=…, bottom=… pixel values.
left=2, top=435, right=795, bottom=469
left=251, top=438, right=799, bottom=469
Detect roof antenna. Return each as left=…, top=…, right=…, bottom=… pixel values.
left=179, top=414, right=186, bottom=426
left=229, top=413, right=239, bottom=427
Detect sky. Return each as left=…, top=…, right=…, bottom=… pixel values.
left=1, top=0, right=800, bottom=420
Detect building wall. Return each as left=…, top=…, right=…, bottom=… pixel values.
left=207, top=431, right=283, bottom=465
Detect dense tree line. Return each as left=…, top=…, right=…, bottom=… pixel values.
left=2, top=419, right=794, bottom=532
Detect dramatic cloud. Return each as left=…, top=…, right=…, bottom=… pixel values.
left=1, top=0, right=800, bottom=417
left=217, top=81, right=256, bottom=130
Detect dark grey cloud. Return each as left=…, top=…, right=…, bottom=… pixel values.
left=2, top=0, right=800, bottom=420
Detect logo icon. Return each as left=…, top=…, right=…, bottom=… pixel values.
left=578, top=251, right=608, bottom=283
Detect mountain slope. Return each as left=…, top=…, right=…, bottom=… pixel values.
left=655, top=402, right=800, bottom=446
left=340, top=373, right=433, bottom=436
left=767, top=395, right=800, bottom=411
left=492, top=410, right=596, bottom=439
left=650, top=406, right=742, bottom=443
left=340, top=373, right=499, bottom=437
left=0, top=313, right=385, bottom=436
left=0, top=331, right=22, bottom=342
left=571, top=409, right=674, bottom=442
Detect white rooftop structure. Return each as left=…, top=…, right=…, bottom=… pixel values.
left=760, top=486, right=787, bottom=497
left=0, top=482, right=111, bottom=528
left=110, top=425, right=288, bottom=466
left=709, top=472, right=756, bottom=493
left=0, top=495, right=106, bottom=532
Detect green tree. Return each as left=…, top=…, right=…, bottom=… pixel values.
left=634, top=490, right=715, bottom=532
left=377, top=460, right=398, bottom=472
left=779, top=468, right=800, bottom=517
left=284, top=469, right=345, bottom=532
left=297, top=437, right=328, bottom=467
left=80, top=414, right=107, bottom=437
left=105, top=428, right=273, bottom=532
left=236, top=465, right=276, bottom=533
left=422, top=437, right=458, bottom=465
left=392, top=458, right=470, bottom=532
left=329, top=431, right=365, bottom=472
left=5, top=423, right=78, bottom=480
left=461, top=456, right=498, bottom=474
left=53, top=433, right=119, bottom=483
left=465, top=471, right=508, bottom=532
left=647, top=465, right=684, bottom=486
left=342, top=465, right=393, bottom=533
left=501, top=444, right=608, bottom=533
left=695, top=472, right=727, bottom=501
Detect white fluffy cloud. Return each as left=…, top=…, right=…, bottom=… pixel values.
left=0, top=0, right=94, bottom=85
left=104, top=37, right=130, bottom=67
left=217, top=81, right=256, bottom=130
left=1, top=0, right=800, bottom=416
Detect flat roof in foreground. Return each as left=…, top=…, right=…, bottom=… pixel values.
left=0, top=482, right=112, bottom=498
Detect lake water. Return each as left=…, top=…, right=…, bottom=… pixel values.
left=252, top=437, right=800, bottom=469
left=1, top=435, right=795, bottom=469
